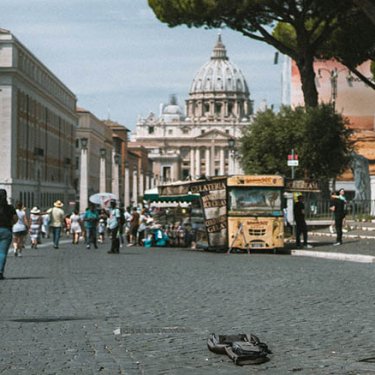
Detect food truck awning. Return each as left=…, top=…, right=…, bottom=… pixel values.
left=144, top=187, right=199, bottom=202
left=285, top=179, right=320, bottom=192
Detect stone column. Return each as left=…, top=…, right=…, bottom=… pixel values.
left=211, top=141, right=215, bottom=176
left=99, top=148, right=106, bottom=193
left=124, top=162, right=130, bottom=208
left=111, top=152, right=120, bottom=200
left=145, top=173, right=150, bottom=191
left=79, top=138, right=88, bottom=212
left=190, top=148, right=195, bottom=178
left=132, top=169, right=138, bottom=207
left=205, top=147, right=210, bottom=177
left=219, top=147, right=225, bottom=176
left=139, top=172, right=144, bottom=200
left=195, top=148, right=201, bottom=177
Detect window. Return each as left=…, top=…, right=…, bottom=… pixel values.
left=201, top=129, right=205, bottom=135
left=228, top=187, right=282, bottom=214
left=148, top=126, right=154, bottom=134
left=168, top=129, right=173, bottom=135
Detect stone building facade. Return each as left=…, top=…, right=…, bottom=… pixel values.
left=132, top=35, right=253, bottom=183
left=0, top=28, right=77, bottom=208
left=76, top=108, right=113, bottom=210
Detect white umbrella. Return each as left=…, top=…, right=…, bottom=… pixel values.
left=89, top=193, right=117, bottom=208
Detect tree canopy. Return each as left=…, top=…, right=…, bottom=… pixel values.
left=239, top=105, right=354, bottom=181
left=148, top=0, right=363, bottom=107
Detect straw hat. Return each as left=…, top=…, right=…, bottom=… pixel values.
left=54, top=200, right=64, bottom=208
left=30, top=207, right=41, bottom=214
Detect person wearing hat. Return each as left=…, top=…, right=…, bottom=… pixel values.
left=0, top=189, right=17, bottom=279
left=47, top=200, right=65, bottom=249
left=29, top=207, right=42, bottom=249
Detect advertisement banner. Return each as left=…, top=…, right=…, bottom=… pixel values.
left=190, top=179, right=227, bottom=249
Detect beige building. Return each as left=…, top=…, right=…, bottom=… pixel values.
left=132, top=35, right=253, bottom=183
left=76, top=108, right=113, bottom=210
left=0, top=28, right=77, bottom=208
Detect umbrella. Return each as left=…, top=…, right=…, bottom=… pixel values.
left=89, top=193, right=117, bottom=208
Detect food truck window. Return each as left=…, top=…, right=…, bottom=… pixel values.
left=228, top=187, right=282, bottom=213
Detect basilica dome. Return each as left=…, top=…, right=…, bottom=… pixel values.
left=190, top=34, right=249, bottom=95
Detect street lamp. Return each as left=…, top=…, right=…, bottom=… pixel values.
left=228, top=138, right=235, bottom=150
left=80, top=137, right=88, bottom=149
left=318, top=67, right=349, bottom=110
left=100, top=148, right=107, bottom=158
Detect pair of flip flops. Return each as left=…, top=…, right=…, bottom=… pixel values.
left=207, top=333, right=272, bottom=365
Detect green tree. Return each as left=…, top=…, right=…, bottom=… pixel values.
left=316, top=8, right=375, bottom=89
left=148, top=0, right=355, bottom=107
left=240, top=105, right=354, bottom=180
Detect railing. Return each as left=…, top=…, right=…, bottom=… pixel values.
left=304, top=199, right=375, bottom=221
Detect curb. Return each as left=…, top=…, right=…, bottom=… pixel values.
left=291, top=249, right=375, bottom=263
left=310, top=232, right=375, bottom=240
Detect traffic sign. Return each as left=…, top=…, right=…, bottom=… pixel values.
left=287, top=160, right=299, bottom=166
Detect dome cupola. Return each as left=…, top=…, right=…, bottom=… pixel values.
left=186, top=34, right=252, bottom=122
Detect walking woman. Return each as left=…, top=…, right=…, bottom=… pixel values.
left=12, top=201, right=28, bottom=256
left=29, top=207, right=42, bottom=249
left=70, top=209, right=82, bottom=245
left=0, top=189, right=17, bottom=279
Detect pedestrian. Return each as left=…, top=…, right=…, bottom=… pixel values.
left=330, top=189, right=347, bottom=246
left=293, top=195, right=313, bottom=249
left=137, top=208, right=149, bottom=246
left=29, top=207, right=42, bottom=249
left=124, top=206, right=132, bottom=244
left=12, top=201, right=28, bottom=256
left=41, top=212, right=50, bottom=238
left=128, top=207, right=140, bottom=246
left=83, top=203, right=99, bottom=249
left=70, top=209, right=82, bottom=245
left=107, top=200, right=121, bottom=254
left=47, top=200, right=65, bottom=249
left=0, top=189, right=17, bottom=279
left=97, top=209, right=107, bottom=243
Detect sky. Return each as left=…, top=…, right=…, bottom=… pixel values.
left=1, top=0, right=283, bottom=130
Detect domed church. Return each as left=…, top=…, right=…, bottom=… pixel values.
left=132, top=34, right=253, bottom=183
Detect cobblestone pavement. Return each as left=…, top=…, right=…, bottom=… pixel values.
left=0, top=237, right=375, bottom=374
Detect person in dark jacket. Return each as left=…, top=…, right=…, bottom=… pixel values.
left=330, top=189, right=347, bottom=246
left=293, top=195, right=313, bottom=248
left=0, top=189, right=17, bottom=279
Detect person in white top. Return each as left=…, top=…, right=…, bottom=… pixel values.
left=70, top=209, right=82, bottom=245
left=12, top=202, right=28, bottom=257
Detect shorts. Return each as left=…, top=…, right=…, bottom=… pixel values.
left=13, top=230, right=27, bottom=237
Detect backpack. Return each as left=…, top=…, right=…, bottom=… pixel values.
left=118, top=208, right=126, bottom=227
left=207, top=333, right=271, bottom=366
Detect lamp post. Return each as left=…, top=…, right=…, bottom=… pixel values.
left=99, top=148, right=107, bottom=193
left=318, top=67, right=349, bottom=110
left=79, top=137, right=88, bottom=212
left=228, top=138, right=236, bottom=175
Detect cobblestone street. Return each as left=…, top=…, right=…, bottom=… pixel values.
left=0, top=238, right=374, bottom=374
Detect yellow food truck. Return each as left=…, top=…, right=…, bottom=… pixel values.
left=158, top=175, right=285, bottom=252
left=226, top=175, right=284, bottom=252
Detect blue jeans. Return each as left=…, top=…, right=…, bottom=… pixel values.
left=0, top=227, right=12, bottom=274
left=51, top=226, right=62, bottom=248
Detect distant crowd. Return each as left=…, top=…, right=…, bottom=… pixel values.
left=0, top=191, right=196, bottom=279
